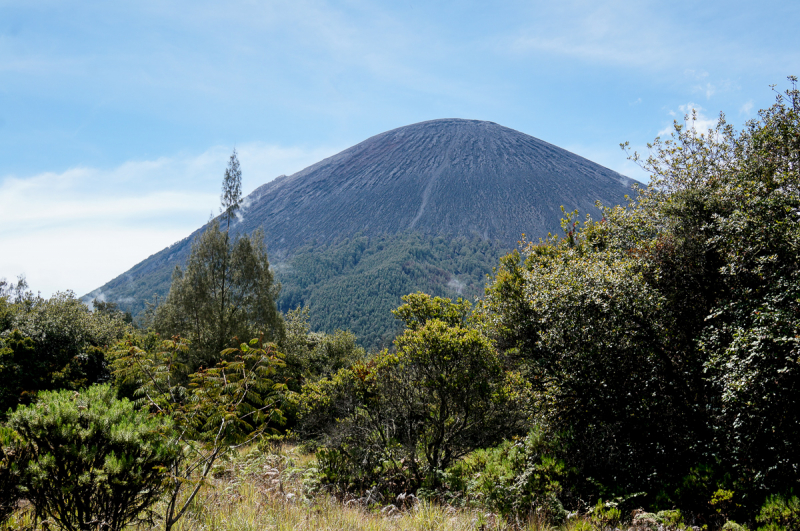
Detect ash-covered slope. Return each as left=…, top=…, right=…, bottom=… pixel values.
left=85, top=119, right=635, bottom=319
left=241, top=118, right=632, bottom=257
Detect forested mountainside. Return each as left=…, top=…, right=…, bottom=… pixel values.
left=277, top=232, right=509, bottom=348
left=84, top=118, right=634, bottom=337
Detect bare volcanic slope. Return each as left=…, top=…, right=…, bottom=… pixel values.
left=85, top=119, right=635, bottom=321
left=241, top=118, right=633, bottom=256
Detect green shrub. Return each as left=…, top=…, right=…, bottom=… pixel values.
left=7, top=384, right=176, bottom=531
left=590, top=499, right=622, bottom=528
left=756, top=494, right=800, bottom=531
left=630, top=509, right=687, bottom=530
left=441, top=427, right=567, bottom=522
left=300, top=294, right=528, bottom=495
left=723, top=521, right=749, bottom=531
left=0, top=426, right=26, bottom=525
left=632, top=511, right=661, bottom=530
left=656, top=509, right=686, bottom=528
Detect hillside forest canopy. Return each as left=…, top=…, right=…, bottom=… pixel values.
left=1, top=79, right=799, bottom=531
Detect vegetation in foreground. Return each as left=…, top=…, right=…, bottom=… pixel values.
left=2, top=79, right=800, bottom=530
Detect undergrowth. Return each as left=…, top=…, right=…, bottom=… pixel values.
left=4, top=443, right=798, bottom=531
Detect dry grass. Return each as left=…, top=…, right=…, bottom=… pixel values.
left=164, top=444, right=518, bottom=531
left=4, top=443, right=586, bottom=531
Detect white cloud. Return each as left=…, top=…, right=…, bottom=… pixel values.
left=0, top=142, right=340, bottom=297
left=740, top=100, right=754, bottom=116
left=657, top=103, right=719, bottom=138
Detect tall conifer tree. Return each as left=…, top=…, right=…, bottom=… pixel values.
left=220, top=149, right=242, bottom=232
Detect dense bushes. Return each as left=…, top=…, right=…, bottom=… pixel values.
left=756, top=495, right=800, bottom=531
left=482, top=78, right=800, bottom=518
left=298, top=293, right=529, bottom=494
left=0, top=290, right=130, bottom=418
left=441, top=427, right=568, bottom=521
left=0, top=426, right=25, bottom=525
left=5, top=384, right=175, bottom=531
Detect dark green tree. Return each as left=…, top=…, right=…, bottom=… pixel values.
left=299, top=293, right=528, bottom=492
left=280, top=306, right=365, bottom=387
left=483, top=77, right=800, bottom=515
left=155, top=150, right=283, bottom=369
left=0, top=290, right=129, bottom=418
left=7, top=384, right=176, bottom=531
left=0, top=426, right=26, bottom=526
left=221, top=148, right=242, bottom=232
left=154, top=222, right=284, bottom=369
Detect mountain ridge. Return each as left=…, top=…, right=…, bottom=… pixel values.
left=237, top=118, right=633, bottom=257
left=85, top=118, right=637, bottom=329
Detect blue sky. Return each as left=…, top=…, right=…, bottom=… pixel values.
left=2, top=0, right=799, bottom=297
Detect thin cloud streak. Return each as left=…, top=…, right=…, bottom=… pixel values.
left=0, top=141, right=341, bottom=297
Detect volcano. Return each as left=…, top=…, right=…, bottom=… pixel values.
left=85, top=118, right=635, bottom=342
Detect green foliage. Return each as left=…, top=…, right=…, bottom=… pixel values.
left=391, top=291, right=472, bottom=330
left=281, top=306, right=366, bottom=386
left=220, top=148, right=243, bottom=231
left=0, top=426, right=26, bottom=525
left=298, top=294, right=528, bottom=494
left=711, top=489, right=741, bottom=521
left=278, top=232, right=508, bottom=349
left=92, top=298, right=133, bottom=324
left=154, top=220, right=285, bottom=370
left=0, top=290, right=130, bottom=418
left=442, top=427, right=567, bottom=522
left=630, top=509, right=688, bottom=531
left=483, top=78, right=800, bottom=514
left=756, top=495, right=800, bottom=531
left=111, top=335, right=287, bottom=530
left=6, top=384, right=175, bottom=531
left=724, top=521, right=750, bottom=531
left=590, top=499, right=623, bottom=529
left=486, top=228, right=689, bottom=497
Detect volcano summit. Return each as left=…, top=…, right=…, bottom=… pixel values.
left=86, top=119, right=636, bottom=343
left=233, top=118, right=632, bottom=256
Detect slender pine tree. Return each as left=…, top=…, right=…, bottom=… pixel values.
left=220, top=149, right=242, bottom=232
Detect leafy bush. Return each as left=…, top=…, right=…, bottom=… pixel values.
left=112, top=336, right=287, bottom=531
left=483, top=78, right=800, bottom=511
left=723, top=521, right=750, bottom=531
left=0, top=426, right=26, bottom=525
left=756, top=494, right=800, bottom=531
left=298, top=294, right=529, bottom=495
left=0, top=290, right=130, bottom=418
left=7, top=384, right=176, bottom=531
left=439, top=427, right=566, bottom=522
left=589, top=499, right=623, bottom=529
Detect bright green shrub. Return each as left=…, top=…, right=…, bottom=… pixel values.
left=756, top=494, right=800, bottom=531
left=7, top=384, right=176, bottom=531
left=656, top=509, right=685, bottom=528
left=590, top=499, right=623, bottom=528
left=723, top=521, right=749, bottom=531
left=298, top=294, right=529, bottom=495
left=441, top=427, right=567, bottom=522
left=632, top=511, right=661, bottom=530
